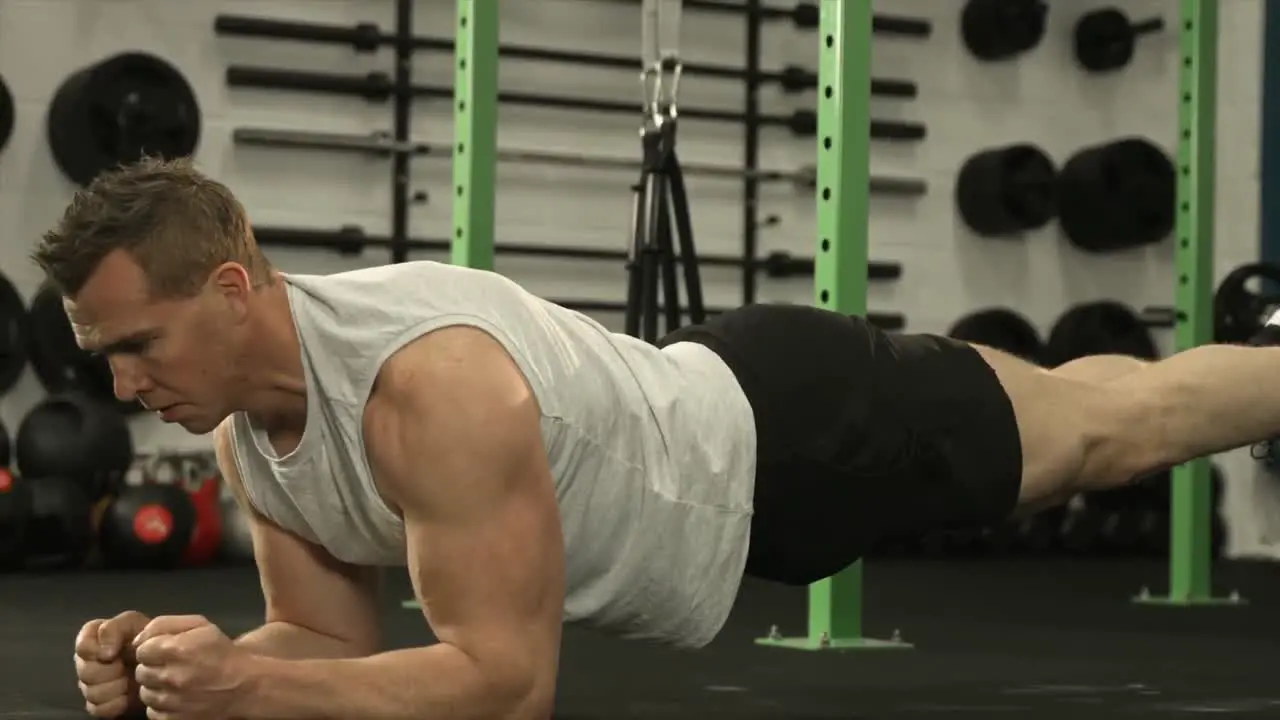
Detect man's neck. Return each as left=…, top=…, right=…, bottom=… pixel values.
left=238, top=280, right=309, bottom=433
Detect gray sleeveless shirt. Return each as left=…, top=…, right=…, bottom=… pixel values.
left=226, top=261, right=757, bottom=648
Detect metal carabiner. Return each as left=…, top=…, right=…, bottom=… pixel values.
left=640, top=0, right=683, bottom=131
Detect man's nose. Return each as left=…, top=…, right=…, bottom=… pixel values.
left=107, top=357, right=151, bottom=402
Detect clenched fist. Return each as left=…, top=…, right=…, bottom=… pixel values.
left=132, top=615, right=253, bottom=720
left=75, top=610, right=151, bottom=718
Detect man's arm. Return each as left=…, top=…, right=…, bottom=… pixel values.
left=238, top=326, right=564, bottom=720
left=213, top=422, right=383, bottom=660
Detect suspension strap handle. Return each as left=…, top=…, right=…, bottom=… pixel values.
left=641, top=0, right=683, bottom=131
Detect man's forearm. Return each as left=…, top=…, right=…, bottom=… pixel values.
left=234, top=621, right=368, bottom=660
left=237, top=643, right=548, bottom=720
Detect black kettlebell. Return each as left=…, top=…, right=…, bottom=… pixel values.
left=99, top=483, right=197, bottom=570
left=1073, top=8, right=1165, bottom=74
left=15, top=391, right=134, bottom=500
left=22, top=475, right=94, bottom=571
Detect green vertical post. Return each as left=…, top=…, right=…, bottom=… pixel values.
left=404, top=0, right=498, bottom=613
left=451, top=0, right=498, bottom=271
left=755, top=0, right=909, bottom=651
left=1134, top=0, right=1242, bottom=608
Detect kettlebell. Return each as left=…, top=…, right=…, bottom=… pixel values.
left=99, top=483, right=197, bottom=570
left=16, top=391, right=134, bottom=499
left=23, top=475, right=94, bottom=571
left=178, top=456, right=224, bottom=567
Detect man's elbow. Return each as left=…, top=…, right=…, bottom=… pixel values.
left=483, top=650, right=556, bottom=720
left=505, top=678, right=555, bottom=720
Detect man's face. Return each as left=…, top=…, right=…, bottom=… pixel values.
left=66, top=250, right=237, bottom=435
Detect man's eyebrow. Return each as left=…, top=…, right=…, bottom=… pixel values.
left=86, top=329, right=158, bottom=356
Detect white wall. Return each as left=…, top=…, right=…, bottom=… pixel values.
left=0, top=0, right=1275, bottom=556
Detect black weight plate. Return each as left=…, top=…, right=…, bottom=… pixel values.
left=26, top=283, right=85, bottom=393
left=26, top=283, right=142, bottom=414
left=47, top=52, right=201, bottom=187
left=1213, top=261, right=1280, bottom=343
left=961, top=0, right=1048, bottom=61
left=1044, top=300, right=1159, bottom=367
left=961, top=0, right=1009, bottom=61
left=1103, top=138, right=1176, bottom=245
left=1057, top=137, right=1175, bottom=253
left=955, top=143, right=1057, bottom=237
left=0, top=74, right=14, bottom=154
left=948, top=307, right=1044, bottom=363
left=1001, top=145, right=1058, bottom=227
left=955, top=148, right=1008, bottom=235
left=1057, top=143, right=1129, bottom=252
left=45, top=64, right=94, bottom=186
left=0, top=272, right=27, bottom=394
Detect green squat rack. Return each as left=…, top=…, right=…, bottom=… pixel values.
left=426, top=0, right=1242, bottom=627
left=451, top=0, right=499, bottom=272
left=1134, top=0, right=1243, bottom=609
left=753, top=0, right=908, bottom=651
left=758, top=0, right=1242, bottom=652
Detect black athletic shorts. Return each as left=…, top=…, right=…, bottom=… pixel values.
left=658, top=303, right=1024, bottom=585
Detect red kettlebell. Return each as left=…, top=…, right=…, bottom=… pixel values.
left=178, top=455, right=224, bottom=567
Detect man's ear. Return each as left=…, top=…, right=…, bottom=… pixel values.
left=209, top=262, right=253, bottom=315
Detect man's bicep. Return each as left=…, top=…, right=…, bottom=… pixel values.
left=368, top=327, right=565, bottom=685
left=401, top=453, right=564, bottom=650
left=213, top=422, right=382, bottom=653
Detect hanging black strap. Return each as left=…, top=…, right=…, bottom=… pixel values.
left=624, top=124, right=672, bottom=341
left=664, top=146, right=704, bottom=327
left=625, top=0, right=706, bottom=343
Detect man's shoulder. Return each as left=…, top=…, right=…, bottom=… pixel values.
left=372, top=325, right=530, bottom=403
left=363, top=326, right=539, bottom=461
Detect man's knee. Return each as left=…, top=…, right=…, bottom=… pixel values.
left=1001, top=374, right=1151, bottom=499
left=1075, top=384, right=1167, bottom=489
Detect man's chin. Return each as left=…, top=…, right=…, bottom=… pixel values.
left=180, top=420, right=219, bottom=437
left=157, top=406, right=214, bottom=434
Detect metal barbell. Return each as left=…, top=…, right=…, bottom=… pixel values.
left=232, top=126, right=928, bottom=196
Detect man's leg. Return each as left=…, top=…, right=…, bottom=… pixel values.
left=1050, top=354, right=1150, bottom=382
left=662, top=304, right=1280, bottom=584
left=973, top=320, right=1280, bottom=511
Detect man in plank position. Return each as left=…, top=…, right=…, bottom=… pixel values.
left=50, top=158, right=1276, bottom=720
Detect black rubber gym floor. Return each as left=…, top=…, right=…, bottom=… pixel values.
left=5, top=558, right=1280, bottom=719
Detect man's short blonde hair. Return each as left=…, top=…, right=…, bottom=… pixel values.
left=33, top=156, right=272, bottom=298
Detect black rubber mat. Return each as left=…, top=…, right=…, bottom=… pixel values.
left=4, top=558, right=1280, bottom=718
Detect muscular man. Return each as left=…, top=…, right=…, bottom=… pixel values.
left=51, top=158, right=1276, bottom=720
